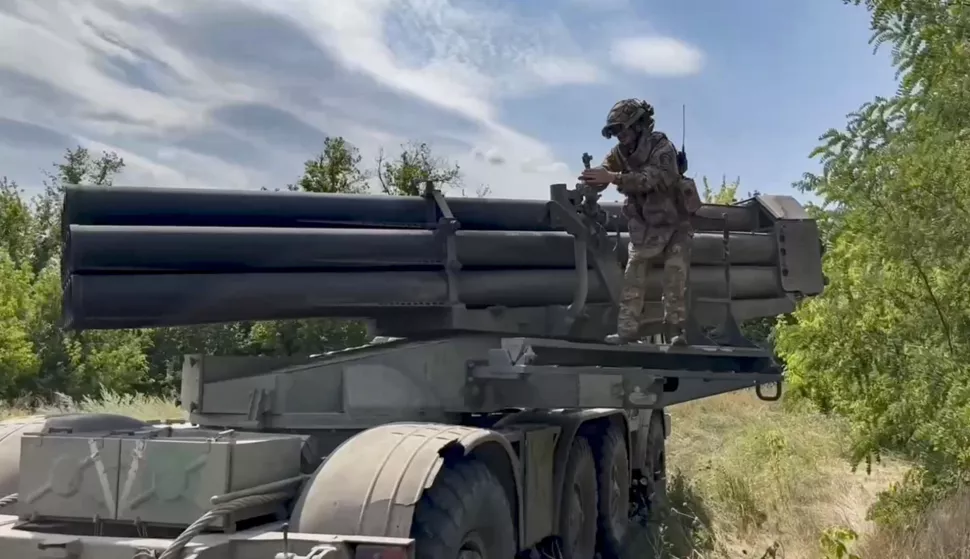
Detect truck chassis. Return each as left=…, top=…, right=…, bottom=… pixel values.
left=0, top=181, right=822, bottom=558
left=0, top=335, right=780, bottom=559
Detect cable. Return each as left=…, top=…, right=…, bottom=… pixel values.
left=0, top=494, right=17, bottom=509
left=158, top=490, right=293, bottom=559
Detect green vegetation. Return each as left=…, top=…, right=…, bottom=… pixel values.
left=650, top=391, right=907, bottom=559
left=774, top=0, right=970, bottom=532
left=633, top=0, right=970, bottom=554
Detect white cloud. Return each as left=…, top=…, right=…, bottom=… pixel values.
left=0, top=0, right=270, bottom=189
left=75, top=136, right=258, bottom=189
left=236, top=0, right=592, bottom=195
left=473, top=146, right=506, bottom=166
left=0, top=2, right=248, bottom=129
left=242, top=0, right=601, bottom=121
left=610, top=36, right=705, bottom=77
left=0, top=0, right=703, bottom=199
left=529, top=56, right=603, bottom=86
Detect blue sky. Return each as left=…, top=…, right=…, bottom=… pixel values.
left=0, top=0, right=898, bottom=202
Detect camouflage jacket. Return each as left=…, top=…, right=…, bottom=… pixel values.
left=600, top=131, right=691, bottom=252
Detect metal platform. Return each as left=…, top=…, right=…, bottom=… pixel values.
left=466, top=337, right=781, bottom=409
left=180, top=334, right=782, bottom=433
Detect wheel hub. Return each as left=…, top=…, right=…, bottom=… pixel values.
left=459, top=532, right=487, bottom=559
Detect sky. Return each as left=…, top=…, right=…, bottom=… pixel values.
left=0, top=0, right=899, bottom=203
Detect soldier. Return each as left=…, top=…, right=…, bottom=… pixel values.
left=579, top=98, right=693, bottom=346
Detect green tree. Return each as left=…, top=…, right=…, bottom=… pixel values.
left=701, top=175, right=740, bottom=205
left=141, top=322, right=263, bottom=395
left=774, top=0, right=970, bottom=526
left=31, top=147, right=125, bottom=273
left=0, top=249, right=38, bottom=395
left=376, top=141, right=463, bottom=195
left=288, top=137, right=370, bottom=194
left=0, top=147, right=155, bottom=399
left=248, top=319, right=368, bottom=356
left=19, top=149, right=152, bottom=399
left=0, top=178, right=33, bottom=268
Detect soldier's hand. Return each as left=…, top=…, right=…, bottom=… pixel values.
left=579, top=167, right=615, bottom=186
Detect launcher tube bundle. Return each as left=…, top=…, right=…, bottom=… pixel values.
left=59, top=184, right=824, bottom=330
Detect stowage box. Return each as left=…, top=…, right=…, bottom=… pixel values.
left=17, top=427, right=304, bottom=528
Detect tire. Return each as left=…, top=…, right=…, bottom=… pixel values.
left=558, top=436, right=598, bottom=559
left=592, top=427, right=631, bottom=559
left=410, top=457, right=516, bottom=559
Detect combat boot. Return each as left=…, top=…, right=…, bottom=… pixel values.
left=665, top=323, right=688, bottom=346
left=604, top=332, right=641, bottom=345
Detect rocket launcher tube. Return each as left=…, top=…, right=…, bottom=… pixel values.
left=61, top=184, right=759, bottom=234
left=62, top=266, right=784, bottom=330
left=64, top=225, right=779, bottom=274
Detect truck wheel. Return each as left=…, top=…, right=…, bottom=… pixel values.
left=558, top=436, right=598, bottom=559
left=592, top=427, right=630, bottom=559
left=410, top=457, right=515, bottom=559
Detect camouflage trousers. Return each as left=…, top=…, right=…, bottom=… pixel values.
left=616, top=229, right=692, bottom=339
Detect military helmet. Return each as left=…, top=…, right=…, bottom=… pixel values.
left=601, top=98, right=655, bottom=139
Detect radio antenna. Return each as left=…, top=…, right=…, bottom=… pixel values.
left=681, top=104, right=686, bottom=151
left=677, top=104, right=689, bottom=175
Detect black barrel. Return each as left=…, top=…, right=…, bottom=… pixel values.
left=61, top=185, right=759, bottom=233
left=63, top=266, right=783, bottom=330
left=64, top=225, right=778, bottom=274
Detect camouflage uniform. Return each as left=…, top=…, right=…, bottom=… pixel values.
left=592, top=99, right=693, bottom=345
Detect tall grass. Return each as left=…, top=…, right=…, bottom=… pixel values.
left=0, top=387, right=184, bottom=422
left=653, top=390, right=910, bottom=558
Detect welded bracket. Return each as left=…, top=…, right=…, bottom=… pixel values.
left=548, top=183, right=623, bottom=310
left=423, top=181, right=462, bottom=305
left=686, top=212, right=755, bottom=348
